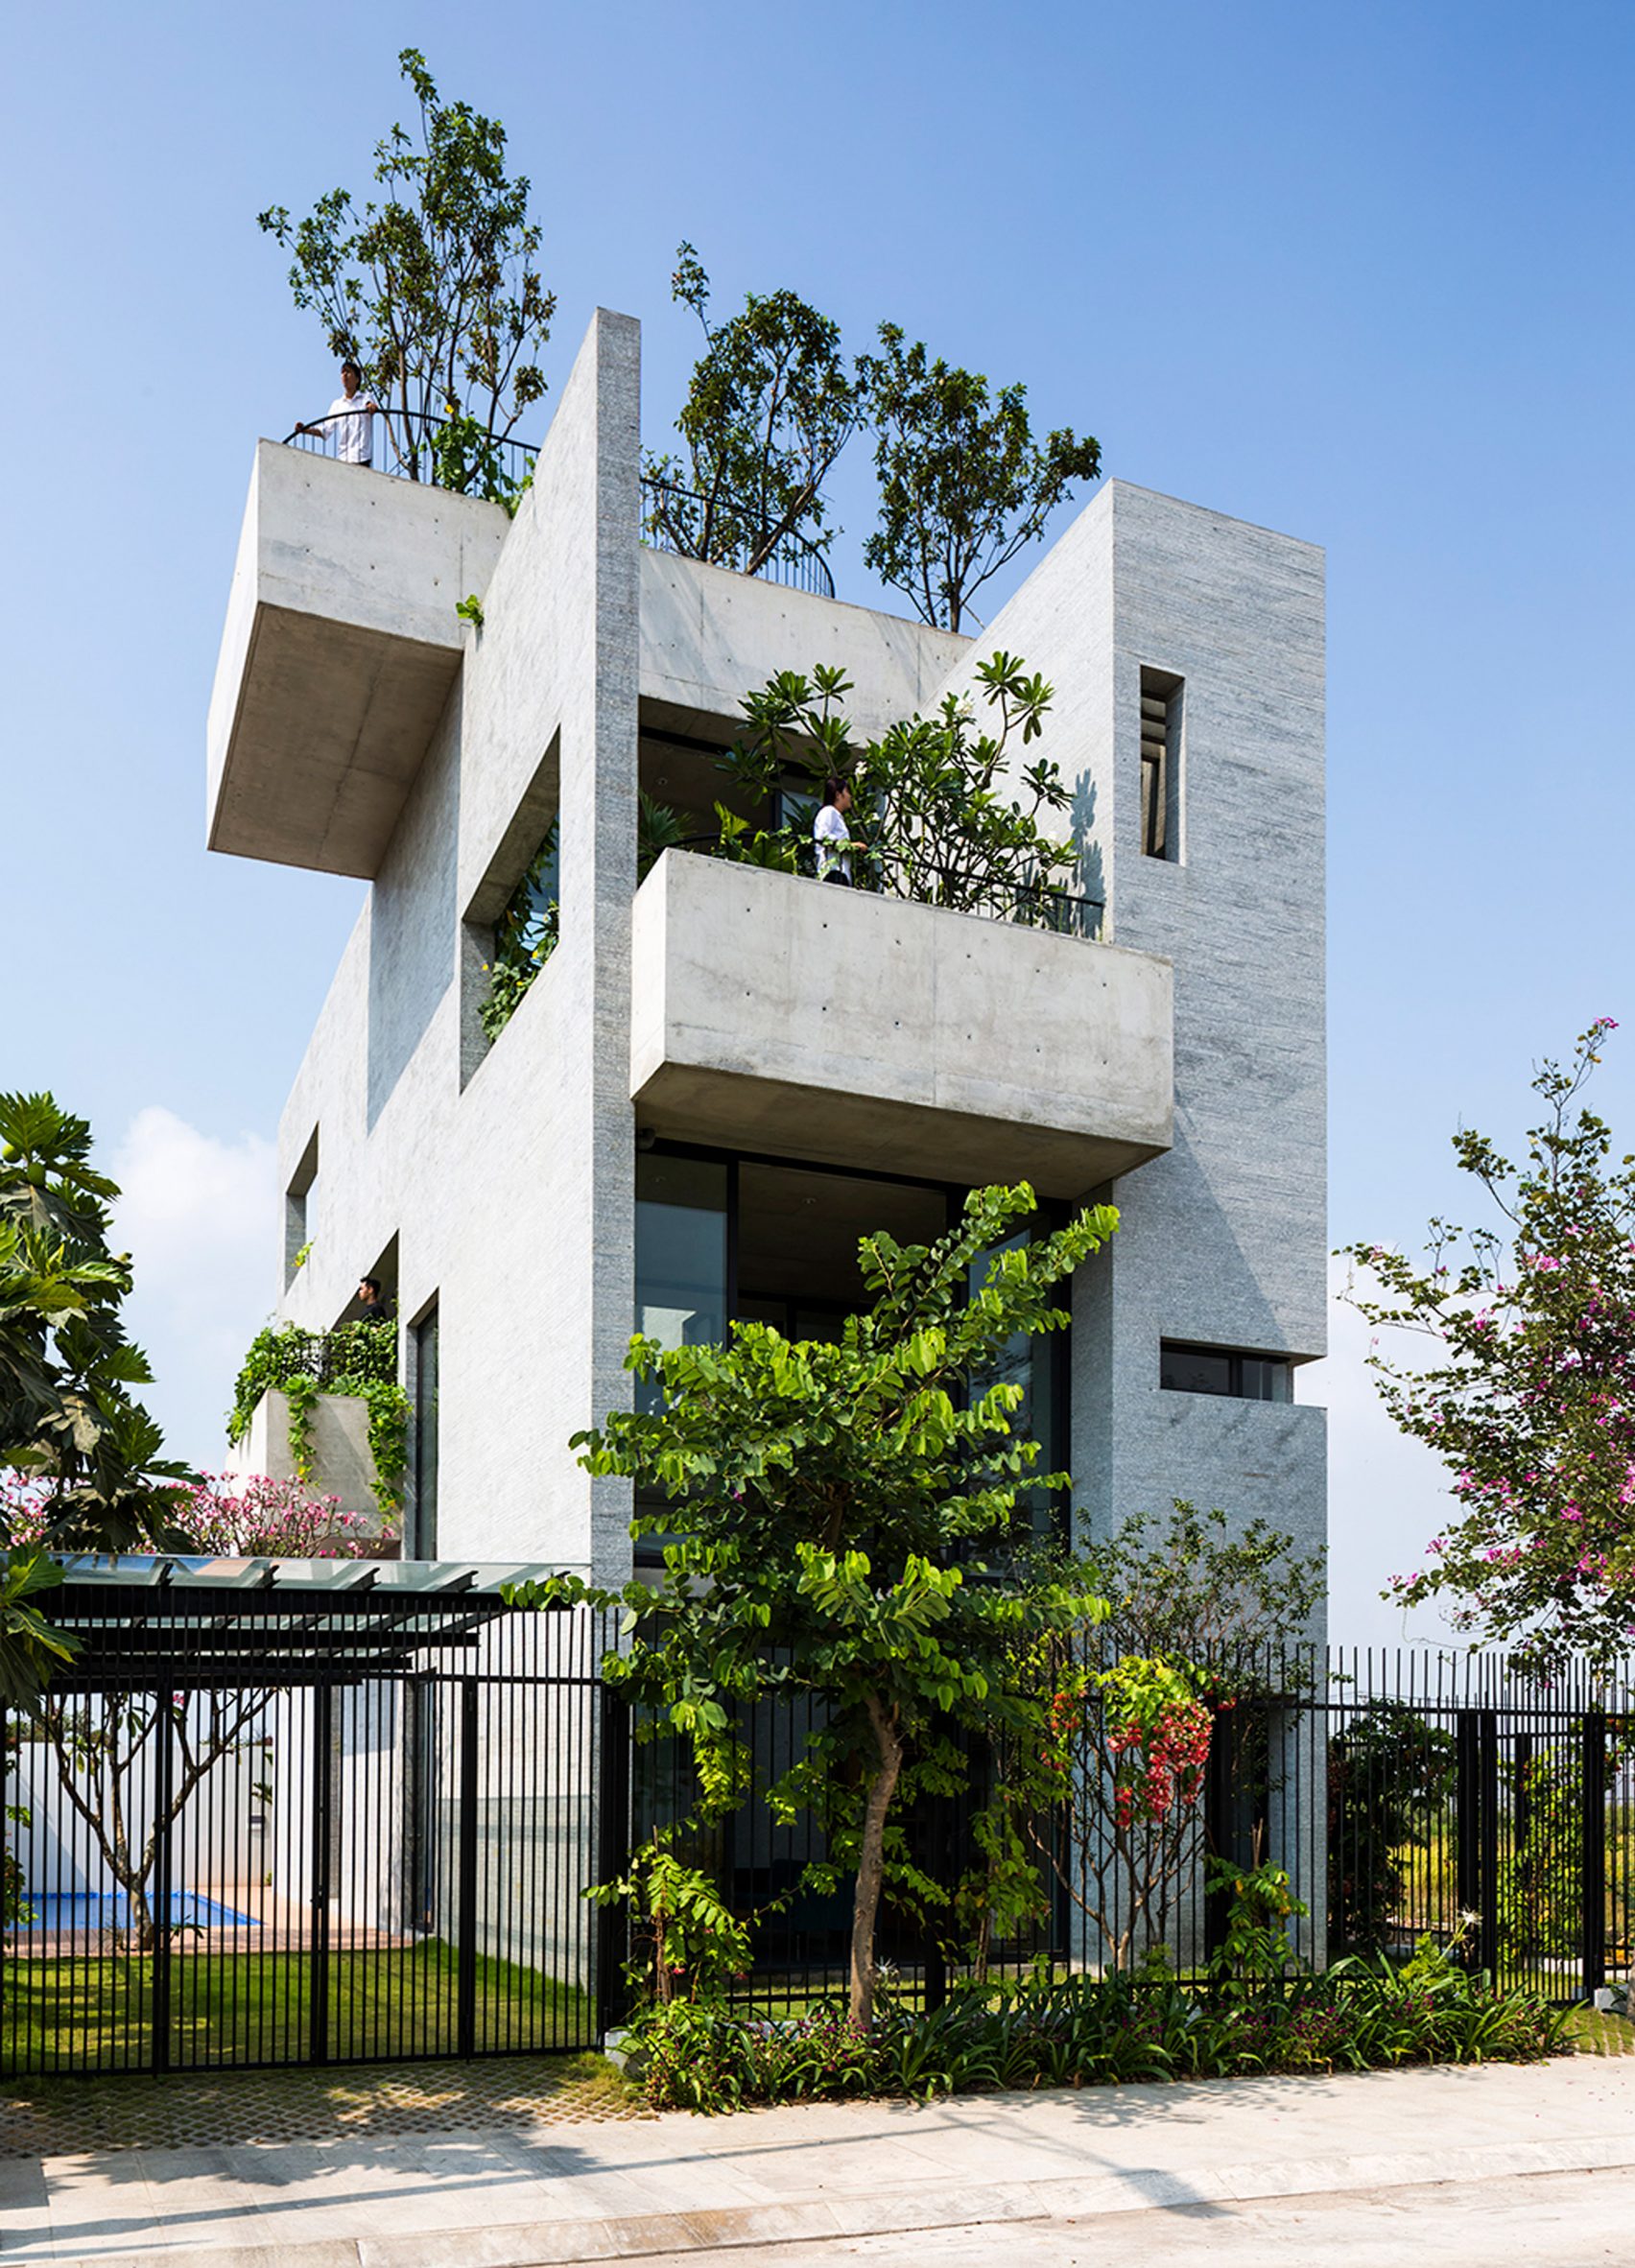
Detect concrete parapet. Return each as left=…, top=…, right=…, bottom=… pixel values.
left=629, top=848, right=1173, bottom=1197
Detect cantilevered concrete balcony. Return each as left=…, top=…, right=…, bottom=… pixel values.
left=630, top=851, right=1173, bottom=1197
left=206, top=441, right=508, bottom=877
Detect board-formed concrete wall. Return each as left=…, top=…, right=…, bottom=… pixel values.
left=272, top=309, right=642, bottom=1578
left=928, top=481, right=1328, bottom=1591
left=239, top=338, right=1324, bottom=1595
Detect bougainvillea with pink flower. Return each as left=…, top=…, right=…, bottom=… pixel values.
left=2, top=1471, right=392, bottom=1559
left=1344, top=1019, right=1635, bottom=1668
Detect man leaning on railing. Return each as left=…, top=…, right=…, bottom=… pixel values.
left=295, top=359, right=383, bottom=467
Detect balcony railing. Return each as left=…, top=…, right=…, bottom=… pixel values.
left=283, top=408, right=537, bottom=503
left=675, top=834, right=1103, bottom=939
left=640, top=474, right=837, bottom=599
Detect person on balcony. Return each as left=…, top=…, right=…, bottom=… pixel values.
left=296, top=361, right=381, bottom=467
left=813, top=778, right=864, bottom=886
left=356, top=1276, right=393, bottom=1327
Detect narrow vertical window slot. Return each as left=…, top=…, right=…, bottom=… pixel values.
left=1139, top=667, right=1183, bottom=862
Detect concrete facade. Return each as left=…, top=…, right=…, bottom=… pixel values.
left=207, top=310, right=1327, bottom=1601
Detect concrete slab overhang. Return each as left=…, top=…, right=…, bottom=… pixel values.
left=630, top=851, right=1174, bottom=1199
left=206, top=441, right=509, bottom=877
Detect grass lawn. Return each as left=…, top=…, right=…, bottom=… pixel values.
left=3, top=1940, right=596, bottom=2073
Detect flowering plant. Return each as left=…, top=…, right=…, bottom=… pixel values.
left=1343, top=1019, right=1635, bottom=1668
left=3, top=1471, right=393, bottom=1559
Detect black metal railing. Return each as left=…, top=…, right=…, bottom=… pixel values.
left=282, top=407, right=537, bottom=502
left=672, top=831, right=1105, bottom=941
left=640, top=473, right=837, bottom=599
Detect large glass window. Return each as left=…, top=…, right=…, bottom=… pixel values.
left=971, top=1225, right=1064, bottom=1542
left=632, top=1148, right=1071, bottom=1555
left=411, top=1305, right=438, bottom=1557
left=634, top=1154, right=729, bottom=1376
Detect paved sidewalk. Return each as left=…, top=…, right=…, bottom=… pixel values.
left=5, top=2057, right=1635, bottom=2266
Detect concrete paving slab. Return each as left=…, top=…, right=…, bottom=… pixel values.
left=24, top=2057, right=1635, bottom=2268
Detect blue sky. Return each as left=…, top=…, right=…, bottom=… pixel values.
left=4, top=1, right=1632, bottom=1639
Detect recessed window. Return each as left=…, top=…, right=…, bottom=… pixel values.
left=284, top=1127, right=319, bottom=1288
left=1140, top=668, right=1183, bottom=862
left=1160, top=1341, right=1292, bottom=1403
left=411, top=1303, right=439, bottom=1560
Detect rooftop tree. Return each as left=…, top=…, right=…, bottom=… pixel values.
left=1342, top=1019, right=1635, bottom=1671
left=258, top=48, right=554, bottom=502
left=513, top=1183, right=1116, bottom=2031
left=859, top=323, right=1102, bottom=632
left=644, top=243, right=865, bottom=577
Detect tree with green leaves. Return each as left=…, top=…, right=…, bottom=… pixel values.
left=258, top=48, right=554, bottom=501
left=0, top=1095, right=192, bottom=1703
left=723, top=650, right=1082, bottom=928
left=643, top=243, right=865, bottom=578
left=513, top=1184, right=1116, bottom=2031
left=1015, top=1503, right=1324, bottom=1972
left=1342, top=1019, right=1635, bottom=1671
left=858, top=324, right=1102, bottom=632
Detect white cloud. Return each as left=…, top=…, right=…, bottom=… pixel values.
left=1300, top=1257, right=1464, bottom=1649
left=109, top=1107, right=278, bottom=1471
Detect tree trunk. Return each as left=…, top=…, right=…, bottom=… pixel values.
left=849, top=1693, right=904, bottom=2032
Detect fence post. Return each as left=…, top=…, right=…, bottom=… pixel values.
left=1455, top=1711, right=1483, bottom=1967
left=1202, top=1707, right=1236, bottom=1962
left=596, top=1682, right=631, bottom=2041
left=457, top=1679, right=480, bottom=2060
left=1582, top=1711, right=1608, bottom=1999
left=309, top=1682, right=332, bottom=2066
left=151, top=1695, right=174, bottom=2074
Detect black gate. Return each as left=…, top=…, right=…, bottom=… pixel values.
left=0, top=1583, right=614, bottom=2078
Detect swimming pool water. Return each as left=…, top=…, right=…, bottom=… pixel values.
left=20, top=1890, right=258, bottom=1930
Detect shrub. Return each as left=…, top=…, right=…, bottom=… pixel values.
left=625, top=1952, right=1571, bottom=2113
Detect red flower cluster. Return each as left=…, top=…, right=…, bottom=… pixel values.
left=1109, top=1699, right=1213, bottom=1830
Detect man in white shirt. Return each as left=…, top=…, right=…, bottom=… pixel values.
left=813, top=778, right=862, bottom=885
left=297, top=360, right=382, bottom=466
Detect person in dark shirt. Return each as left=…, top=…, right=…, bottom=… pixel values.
left=357, top=1276, right=394, bottom=1327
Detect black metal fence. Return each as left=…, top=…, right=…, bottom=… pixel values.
left=640, top=474, right=837, bottom=599
left=7, top=1624, right=1635, bottom=2080
left=1, top=1602, right=614, bottom=2078
left=283, top=408, right=536, bottom=501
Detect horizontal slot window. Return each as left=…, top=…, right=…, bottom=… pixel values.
left=1160, top=1340, right=1292, bottom=1403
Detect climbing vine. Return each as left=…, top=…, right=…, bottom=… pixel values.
left=228, top=1322, right=410, bottom=1518
left=480, top=822, right=558, bottom=1042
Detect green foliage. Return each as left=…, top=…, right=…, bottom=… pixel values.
left=0, top=1093, right=193, bottom=1704
left=1076, top=1500, right=1327, bottom=1666
left=455, top=592, right=485, bottom=630
left=858, top=323, right=1102, bottom=632
left=1015, top=1504, right=1323, bottom=1973
left=228, top=1321, right=408, bottom=1516
left=1341, top=1019, right=1635, bottom=1668
left=626, top=1956, right=1570, bottom=2113
left=725, top=651, right=1081, bottom=927
left=479, top=820, right=558, bottom=1043
left=1327, top=1704, right=1457, bottom=1953
left=644, top=242, right=865, bottom=574
left=590, top=1845, right=751, bottom=2006
left=290, top=1240, right=313, bottom=1274
left=258, top=48, right=553, bottom=485
left=1206, top=1855, right=1308, bottom=1995
left=510, top=1183, right=1118, bottom=2031
left=3, top=1801, right=33, bottom=1929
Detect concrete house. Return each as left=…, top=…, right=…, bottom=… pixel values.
left=207, top=308, right=1327, bottom=1596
